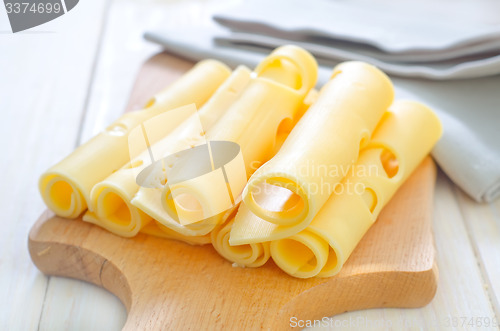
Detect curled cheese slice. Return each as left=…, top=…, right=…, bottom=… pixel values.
left=270, top=100, right=442, bottom=278
left=85, top=67, right=252, bottom=237
left=211, top=213, right=270, bottom=268
left=207, top=45, right=317, bottom=176
left=156, top=45, right=318, bottom=234
left=237, top=61, right=394, bottom=241
left=212, top=219, right=271, bottom=268
left=39, top=59, right=231, bottom=219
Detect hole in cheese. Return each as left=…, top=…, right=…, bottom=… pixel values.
left=361, top=187, right=378, bottom=214
left=380, top=149, right=399, bottom=178
left=144, top=97, right=155, bottom=108
left=159, top=176, right=167, bottom=186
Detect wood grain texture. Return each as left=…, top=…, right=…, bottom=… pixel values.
left=326, top=171, right=499, bottom=331
left=455, top=188, right=500, bottom=319
left=28, top=53, right=438, bottom=330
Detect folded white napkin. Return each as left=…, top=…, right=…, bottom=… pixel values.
left=394, top=81, right=500, bottom=202
left=145, top=7, right=500, bottom=202
left=212, top=0, right=500, bottom=80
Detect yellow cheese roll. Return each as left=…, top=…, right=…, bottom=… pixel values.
left=39, top=60, right=231, bottom=219
left=235, top=62, right=394, bottom=243
left=270, top=100, right=442, bottom=278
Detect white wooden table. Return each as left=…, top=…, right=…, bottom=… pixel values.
left=0, top=0, right=499, bottom=330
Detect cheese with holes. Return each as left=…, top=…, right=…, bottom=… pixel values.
left=269, top=100, right=442, bottom=278
left=39, top=60, right=231, bottom=219
left=133, top=45, right=319, bottom=236
left=235, top=62, right=394, bottom=243
left=83, top=67, right=252, bottom=237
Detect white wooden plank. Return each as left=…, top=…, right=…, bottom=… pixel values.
left=39, top=278, right=126, bottom=331
left=0, top=0, right=110, bottom=329
left=78, top=0, right=225, bottom=142
left=455, top=187, right=500, bottom=320
left=308, top=172, right=497, bottom=330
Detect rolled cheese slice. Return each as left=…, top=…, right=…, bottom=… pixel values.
left=270, top=100, right=442, bottom=278
left=211, top=217, right=271, bottom=268
left=39, top=59, right=231, bottom=219
left=156, top=45, right=318, bottom=233
left=84, top=66, right=252, bottom=237
left=133, top=86, right=319, bottom=238
left=238, top=61, right=394, bottom=241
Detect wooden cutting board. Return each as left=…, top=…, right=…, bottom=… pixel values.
left=29, top=52, right=438, bottom=330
